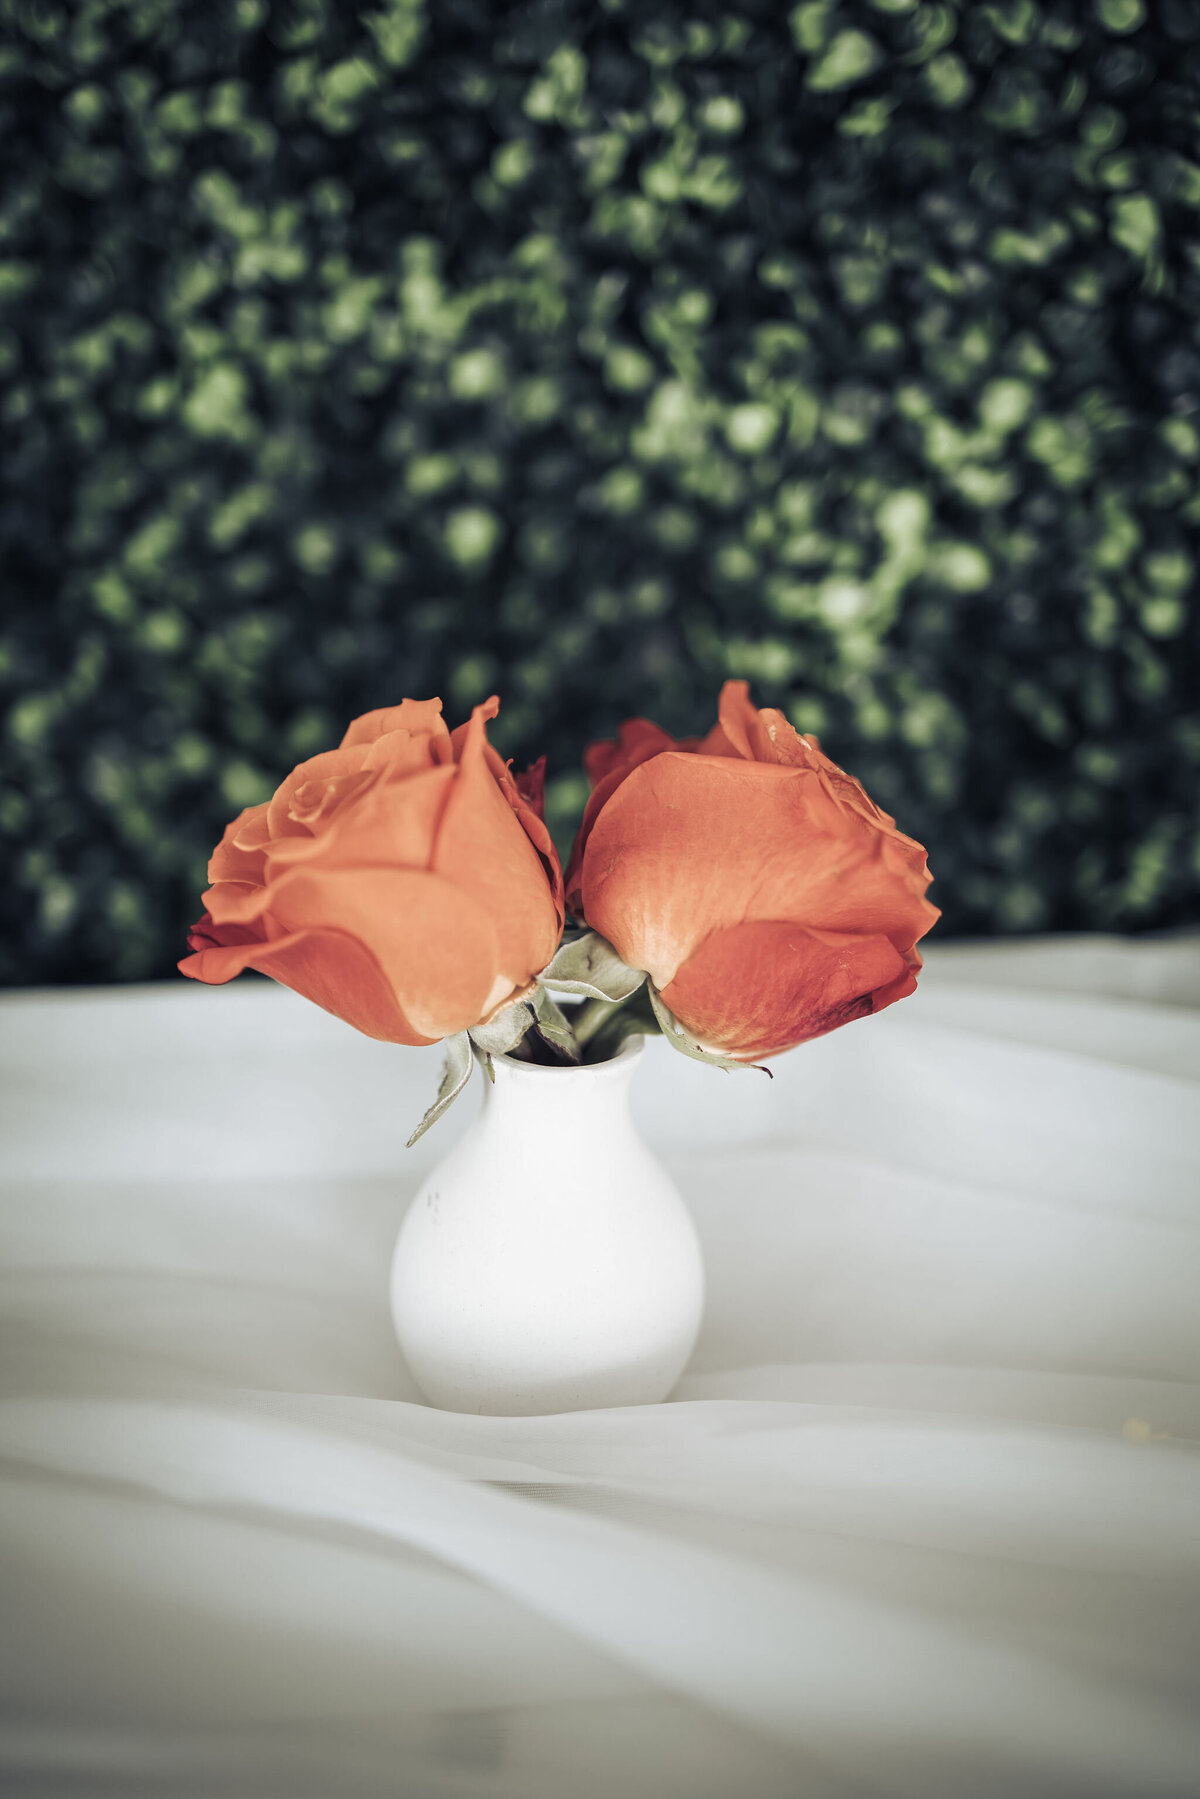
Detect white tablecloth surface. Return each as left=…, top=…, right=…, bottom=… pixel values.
left=2, top=937, right=1198, bottom=1799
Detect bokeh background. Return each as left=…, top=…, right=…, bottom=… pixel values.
left=3, top=0, right=1198, bottom=986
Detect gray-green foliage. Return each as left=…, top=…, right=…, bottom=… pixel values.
left=2, top=0, right=1198, bottom=983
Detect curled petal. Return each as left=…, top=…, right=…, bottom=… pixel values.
left=340, top=697, right=452, bottom=758
left=208, top=804, right=271, bottom=887
left=694, top=719, right=742, bottom=757
left=709, top=680, right=826, bottom=770
left=705, top=686, right=902, bottom=839
left=583, top=718, right=677, bottom=788
left=261, top=765, right=457, bottom=875
left=286, top=769, right=377, bottom=832
left=710, top=680, right=757, bottom=760
left=266, top=746, right=377, bottom=841
left=514, top=755, right=546, bottom=818
left=447, top=693, right=500, bottom=761
left=360, top=727, right=450, bottom=776
left=186, top=911, right=264, bottom=955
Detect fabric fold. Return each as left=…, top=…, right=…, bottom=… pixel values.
left=2, top=937, right=1199, bottom=1799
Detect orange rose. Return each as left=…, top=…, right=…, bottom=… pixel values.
left=181, top=696, right=563, bottom=1046
left=565, top=681, right=938, bottom=1061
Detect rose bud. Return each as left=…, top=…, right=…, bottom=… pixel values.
left=181, top=696, right=563, bottom=1045
left=565, top=680, right=938, bottom=1062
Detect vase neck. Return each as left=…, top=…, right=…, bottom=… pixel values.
left=478, top=1042, right=641, bottom=1136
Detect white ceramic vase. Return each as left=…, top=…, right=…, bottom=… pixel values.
left=390, top=1037, right=704, bottom=1415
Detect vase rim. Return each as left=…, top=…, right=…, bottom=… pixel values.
left=483, top=1033, right=645, bottom=1078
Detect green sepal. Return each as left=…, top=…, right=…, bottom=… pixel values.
left=468, top=986, right=582, bottom=1066
left=531, top=983, right=581, bottom=1062
left=406, top=1031, right=474, bottom=1148
left=646, top=986, right=772, bottom=1076
left=539, top=930, right=647, bottom=1004
left=572, top=983, right=662, bottom=1062
left=469, top=996, right=537, bottom=1058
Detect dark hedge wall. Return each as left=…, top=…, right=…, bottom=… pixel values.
left=2, top=0, right=1199, bottom=984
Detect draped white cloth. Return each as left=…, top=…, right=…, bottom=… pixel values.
left=2, top=937, right=1198, bottom=1799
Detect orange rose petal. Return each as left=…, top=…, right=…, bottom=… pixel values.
left=179, top=936, right=268, bottom=983
left=807, top=743, right=900, bottom=834
left=660, top=922, right=912, bottom=1061
left=501, top=788, right=565, bottom=930
left=187, top=695, right=560, bottom=1040
left=481, top=748, right=565, bottom=928
left=815, top=851, right=938, bottom=949
left=215, top=809, right=275, bottom=884
left=463, top=729, right=554, bottom=875
left=185, top=911, right=265, bottom=955
left=480, top=737, right=517, bottom=792
left=446, top=693, right=500, bottom=758
left=579, top=752, right=805, bottom=983
left=712, top=680, right=758, bottom=759
left=582, top=751, right=936, bottom=983
left=713, top=686, right=819, bottom=771
left=262, top=764, right=457, bottom=874
left=253, top=864, right=503, bottom=1041
left=232, top=806, right=273, bottom=848
left=340, top=697, right=451, bottom=755
left=359, top=728, right=448, bottom=777
left=201, top=876, right=276, bottom=928
left=286, top=768, right=379, bottom=833
left=870, top=943, right=924, bottom=1015
left=583, top=718, right=677, bottom=787
left=568, top=714, right=733, bottom=913
left=180, top=925, right=440, bottom=1045
left=695, top=720, right=740, bottom=757
left=208, top=804, right=272, bottom=886
left=709, top=687, right=907, bottom=841
left=446, top=699, right=564, bottom=929
left=435, top=701, right=561, bottom=982
left=566, top=729, right=679, bottom=918
left=265, top=746, right=378, bottom=840
left=514, top=755, right=546, bottom=818
left=752, top=710, right=813, bottom=767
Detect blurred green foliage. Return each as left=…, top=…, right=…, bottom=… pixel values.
left=2, top=0, right=1199, bottom=983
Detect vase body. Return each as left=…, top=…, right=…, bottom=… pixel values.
left=390, top=1038, right=704, bottom=1415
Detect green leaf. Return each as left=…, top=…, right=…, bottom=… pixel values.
left=406, top=1031, right=473, bottom=1147
left=1110, top=194, right=1161, bottom=264
left=531, top=984, right=582, bottom=1062
left=539, top=930, right=647, bottom=1003
left=806, top=30, right=883, bottom=92
left=576, top=984, right=663, bottom=1062
left=646, top=986, right=772, bottom=1076
left=469, top=996, right=536, bottom=1057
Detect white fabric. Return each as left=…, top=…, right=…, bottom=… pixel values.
left=1, top=937, right=1198, bottom=1799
